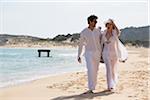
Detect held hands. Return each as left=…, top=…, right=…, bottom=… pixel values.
left=78, top=57, right=82, bottom=63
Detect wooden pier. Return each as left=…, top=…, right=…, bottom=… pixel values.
left=38, top=49, right=51, bottom=57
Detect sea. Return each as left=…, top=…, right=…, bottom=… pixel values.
left=0, top=48, right=86, bottom=88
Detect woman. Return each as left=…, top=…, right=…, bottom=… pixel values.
left=101, top=19, right=127, bottom=92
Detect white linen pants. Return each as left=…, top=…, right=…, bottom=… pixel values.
left=85, top=51, right=100, bottom=90
left=103, top=52, right=118, bottom=89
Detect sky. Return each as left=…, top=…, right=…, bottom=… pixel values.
left=0, top=0, right=149, bottom=38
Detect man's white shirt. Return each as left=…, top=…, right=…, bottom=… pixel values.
left=78, top=27, right=102, bottom=58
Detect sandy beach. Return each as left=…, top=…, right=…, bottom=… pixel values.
left=0, top=47, right=149, bottom=100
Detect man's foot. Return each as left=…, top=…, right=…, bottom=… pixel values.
left=108, top=88, right=116, bottom=92
left=83, top=90, right=94, bottom=94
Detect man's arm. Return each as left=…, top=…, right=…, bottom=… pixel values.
left=77, top=33, right=85, bottom=63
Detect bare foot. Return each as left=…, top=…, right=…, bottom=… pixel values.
left=83, top=90, right=94, bottom=94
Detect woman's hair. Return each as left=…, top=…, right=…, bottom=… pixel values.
left=87, top=15, right=98, bottom=24
left=105, top=19, right=115, bottom=29
left=105, top=22, right=115, bottom=29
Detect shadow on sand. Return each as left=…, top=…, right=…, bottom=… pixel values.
left=51, top=90, right=114, bottom=100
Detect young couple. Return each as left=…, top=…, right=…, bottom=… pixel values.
left=77, top=15, right=127, bottom=93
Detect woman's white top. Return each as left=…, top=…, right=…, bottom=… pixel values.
left=101, top=29, right=128, bottom=62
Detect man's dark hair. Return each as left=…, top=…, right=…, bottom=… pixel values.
left=87, top=15, right=98, bottom=24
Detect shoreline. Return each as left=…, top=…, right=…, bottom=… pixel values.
left=0, top=69, right=85, bottom=90
left=0, top=71, right=88, bottom=100
left=0, top=43, right=78, bottom=49
left=0, top=45, right=77, bottom=49
left=0, top=46, right=81, bottom=90
left=0, top=46, right=78, bottom=50
left=0, top=44, right=148, bottom=49
left=0, top=71, right=84, bottom=89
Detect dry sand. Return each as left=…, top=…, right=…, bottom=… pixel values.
left=0, top=47, right=149, bottom=100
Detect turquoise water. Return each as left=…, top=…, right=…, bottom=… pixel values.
left=0, top=48, right=85, bottom=88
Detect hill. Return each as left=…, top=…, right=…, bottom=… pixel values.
left=0, top=26, right=149, bottom=47
left=0, top=34, right=47, bottom=45
left=51, top=26, right=149, bottom=47
left=119, top=26, right=149, bottom=47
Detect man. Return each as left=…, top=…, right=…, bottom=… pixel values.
left=78, top=15, right=102, bottom=93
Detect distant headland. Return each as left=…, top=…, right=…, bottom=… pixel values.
left=0, top=26, right=149, bottom=48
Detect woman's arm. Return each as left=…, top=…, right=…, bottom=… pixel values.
left=110, top=19, right=120, bottom=36
left=113, top=23, right=120, bottom=36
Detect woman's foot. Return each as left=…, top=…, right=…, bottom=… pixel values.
left=108, top=87, right=116, bottom=92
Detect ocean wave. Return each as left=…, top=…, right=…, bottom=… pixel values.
left=58, top=53, right=77, bottom=57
